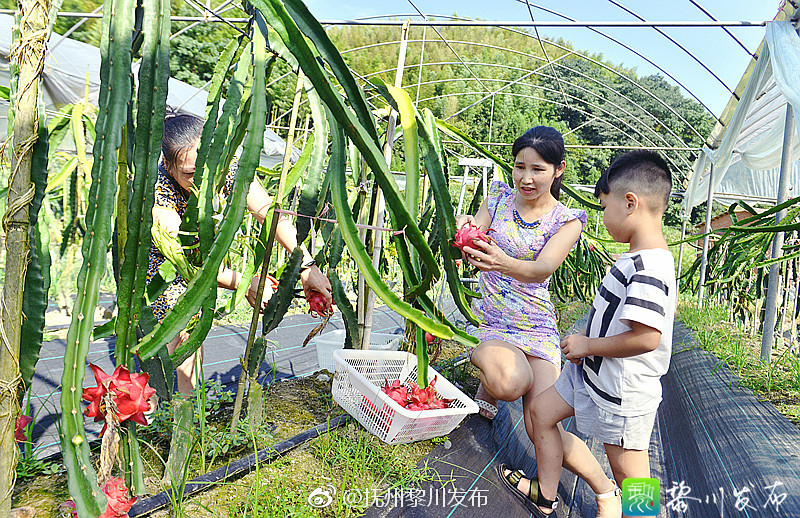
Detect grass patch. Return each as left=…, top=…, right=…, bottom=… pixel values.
left=20, top=301, right=591, bottom=517
left=677, top=297, right=800, bottom=427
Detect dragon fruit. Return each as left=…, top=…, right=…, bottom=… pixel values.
left=452, top=223, right=491, bottom=252
left=307, top=291, right=332, bottom=317
left=381, top=379, right=409, bottom=407
left=381, top=376, right=452, bottom=411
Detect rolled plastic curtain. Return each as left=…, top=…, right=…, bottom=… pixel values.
left=682, top=21, right=800, bottom=213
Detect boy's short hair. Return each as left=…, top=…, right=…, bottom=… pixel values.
left=594, top=150, right=672, bottom=212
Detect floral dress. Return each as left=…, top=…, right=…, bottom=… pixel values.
left=145, top=160, right=237, bottom=323
left=470, top=181, right=587, bottom=365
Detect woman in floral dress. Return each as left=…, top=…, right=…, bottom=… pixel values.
left=457, top=126, right=586, bottom=428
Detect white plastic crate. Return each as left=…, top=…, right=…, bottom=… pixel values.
left=313, top=329, right=401, bottom=373
left=332, top=349, right=478, bottom=444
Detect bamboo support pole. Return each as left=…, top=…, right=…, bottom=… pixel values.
left=697, top=163, right=714, bottom=309
left=676, top=218, right=687, bottom=281
left=0, top=0, right=48, bottom=511
left=779, top=254, right=792, bottom=345
left=792, top=256, right=800, bottom=353
left=762, top=103, right=795, bottom=363
left=361, top=21, right=410, bottom=350
left=231, top=70, right=305, bottom=432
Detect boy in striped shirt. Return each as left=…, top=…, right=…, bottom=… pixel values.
left=499, top=150, right=676, bottom=518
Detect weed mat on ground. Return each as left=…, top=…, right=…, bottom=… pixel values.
left=678, top=299, right=800, bottom=429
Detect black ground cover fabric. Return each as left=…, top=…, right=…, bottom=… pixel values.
left=365, top=322, right=800, bottom=517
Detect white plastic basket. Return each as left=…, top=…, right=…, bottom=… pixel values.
left=313, top=330, right=401, bottom=373
left=332, top=349, right=478, bottom=444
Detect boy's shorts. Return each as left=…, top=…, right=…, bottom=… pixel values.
left=554, top=361, right=656, bottom=451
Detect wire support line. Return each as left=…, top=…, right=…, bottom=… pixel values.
left=516, top=2, right=724, bottom=123
left=439, top=140, right=702, bottom=151
left=523, top=0, right=571, bottom=110
left=48, top=5, right=102, bottom=53
left=311, top=19, right=770, bottom=28
left=689, top=0, right=757, bottom=58
left=404, top=89, right=693, bottom=175
left=443, top=52, right=574, bottom=122
left=331, top=13, right=708, bottom=141
left=405, top=0, right=493, bottom=94
left=171, top=0, right=238, bottom=40
left=361, top=62, right=697, bottom=169
left=605, top=0, right=734, bottom=97
left=340, top=32, right=704, bottom=143
left=9, top=11, right=769, bottom=27
left=181, top=0, right=248, bottom=37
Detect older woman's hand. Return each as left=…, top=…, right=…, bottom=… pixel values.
left=462, top=238, right=510, bottom=273
left=301, top=265, right=333, bottom=310
left=246, top=276, right=274, bottom=313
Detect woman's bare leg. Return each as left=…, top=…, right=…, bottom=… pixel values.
left=471, top=340, right=534, bottom=402
left=166, top=330, right=200, bottom=395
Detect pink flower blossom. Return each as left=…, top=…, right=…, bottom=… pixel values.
left=99, top=477, right=136, bottom=518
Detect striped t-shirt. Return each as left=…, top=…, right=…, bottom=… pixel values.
left=581, top=248, right=676, bottom=416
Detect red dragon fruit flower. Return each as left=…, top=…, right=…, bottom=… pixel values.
left=110, top=367, right=156, bottom=426
left=99, top=477, right=136, bottom=518
left=83, top=364, right=156, bottom=435
left=15, top=414, right=32, bottom=443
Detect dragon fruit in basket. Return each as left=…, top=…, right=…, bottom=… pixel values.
left=381, top=376, right=453, bottom=410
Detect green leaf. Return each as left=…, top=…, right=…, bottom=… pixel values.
left=135, top=19, right=268, bottom=362
left=60, top=0, right=136, bottom=511
left=262, top=248, right=304, bottom=335
left=330, top=269, right=358, bottom=349
left=416, top=326, right=429, bottom=388
left=20, top=98, right=50, bottom=395
left=254, top=0, right=441, bottom=297
left=278, top=0, right=378, bottom=141
left=327, top=116, right=457, bottom=342
left=91, top=317, right=116, bottom=340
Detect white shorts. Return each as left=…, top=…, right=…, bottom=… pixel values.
left=554, top=361, right=656, bottom=451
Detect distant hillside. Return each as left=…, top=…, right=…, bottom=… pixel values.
left=325, top=22, right=713, bottom=190
left=6, top=6, right=713, bottom=220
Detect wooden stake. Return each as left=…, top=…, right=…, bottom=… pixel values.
left=1, top=0, right=48, bottom=511
left=231, top=70, right=305, bottom=432
left=361, top=21, right=410, bottom=350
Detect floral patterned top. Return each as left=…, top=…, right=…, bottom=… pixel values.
left=470, top=181, right=587, bottom=365
left=145, top=159, right=238, bottom=322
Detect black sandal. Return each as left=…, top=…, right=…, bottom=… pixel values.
left=497, top=464, right=558, bottom=517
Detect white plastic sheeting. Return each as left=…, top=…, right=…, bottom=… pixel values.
left=0, top=14, right=299, bottom=167
left=682, top=21, right=800, bottom=213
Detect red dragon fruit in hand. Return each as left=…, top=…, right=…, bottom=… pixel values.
left=307, top=291, right=332, bottom=318
left=452, top=223, right=491, bottom=252
left=381, top=379, right=409, bottom=408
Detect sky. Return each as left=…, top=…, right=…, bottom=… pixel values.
left=304, top=0, right=782, bottom=118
